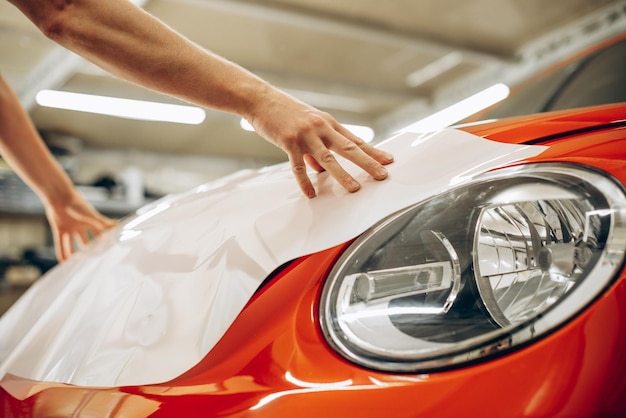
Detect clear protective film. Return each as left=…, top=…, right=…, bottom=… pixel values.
left=0, top=129, right=545, bottom=386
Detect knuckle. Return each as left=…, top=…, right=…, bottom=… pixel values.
left=339, top=140, right=359, bottom=153
left=281, top=132, right=302, bottom=151
left=318, top=150, right=335, bottom=165
left=309, top=114, right=327, bottom=129
left=281, top=124, right=313, bottom=147
left=291, top=162, right=308, bottom=174
left=351, top=136, right=365, bottom=146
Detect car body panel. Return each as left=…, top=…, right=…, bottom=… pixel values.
left=1, top=103, right=626, bottom=417
left=463, top=102, right=626, bottom=144
left=5, top=30, right=626, bottom=417
left=0, top=129, right=546, bottom=388
left=4, top=248, right=624, bottom=417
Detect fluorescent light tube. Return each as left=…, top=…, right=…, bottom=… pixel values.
left=36, top=90, right=206, bottom=125
left=405, top=52, right=463, bottom=88
left=403, top=83, right=510, bottom=133
left=342, top=124, right=375, bottom=143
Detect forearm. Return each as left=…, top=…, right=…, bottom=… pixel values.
left=0, top=75, right=76, bottom=208
left=7, top=0, right=394, bottom=199
left=9, top=0, right=270, bottom=119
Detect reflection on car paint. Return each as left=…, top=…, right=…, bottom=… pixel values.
left=0, top=129, right=545, bottom=387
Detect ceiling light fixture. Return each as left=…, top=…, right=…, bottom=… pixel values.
left=402, top=83, right=510, bottom=133
left=405, top=52, right=463, bottom=88
left=342, top=124, right=375, bottom=143
left=240, top=119, right=375, bottom=143
left=35, top=90, right=206, bottom=125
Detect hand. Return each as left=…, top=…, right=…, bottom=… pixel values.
left=44, top=194, right=117, bottom=262
left=247, top=89, right=394, bottom=198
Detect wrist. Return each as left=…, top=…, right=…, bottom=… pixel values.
left=242, top=82, right=297, bottom=128
left=237, top=79, right=271, bottom=120
left=38, top=179, right=82, bottom=210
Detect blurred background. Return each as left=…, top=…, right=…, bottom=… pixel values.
left=0, top=0, right=625, bottom=310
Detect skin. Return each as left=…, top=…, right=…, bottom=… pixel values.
left=0, top=73, right=117, bottom=262
left=2, top=0, right=394, bottom=261
left=7, top=0, right=394, bottom=199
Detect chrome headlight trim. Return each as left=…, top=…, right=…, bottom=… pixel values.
left=320, top=163, right=626, bottom=372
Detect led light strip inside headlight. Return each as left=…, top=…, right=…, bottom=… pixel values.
left=320, top=163, right=626, bottom=372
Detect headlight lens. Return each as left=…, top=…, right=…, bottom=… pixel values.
left=320, top=164, right=626, bottom=372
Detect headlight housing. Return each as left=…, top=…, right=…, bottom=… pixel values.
left=320, top=163, right=626, bottom=372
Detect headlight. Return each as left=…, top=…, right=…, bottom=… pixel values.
left=320, top=164, right=626, bottom=372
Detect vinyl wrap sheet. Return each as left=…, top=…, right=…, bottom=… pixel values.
left=0, top=129, right=546, bottom=386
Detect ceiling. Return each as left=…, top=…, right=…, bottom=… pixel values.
left=1, top=0, right=625, bottom=166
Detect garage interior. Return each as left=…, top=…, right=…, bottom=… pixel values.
left=0, top=0, right=625, bottom=313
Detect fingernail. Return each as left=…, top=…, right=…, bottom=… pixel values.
left=349, top=181, right=361, bottom=192
left=384, top=152, right=394, bottom=161
left=376, top=167, right=388, bottom=178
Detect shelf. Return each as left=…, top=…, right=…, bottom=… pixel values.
left=0, top=172, right=151, bottom=218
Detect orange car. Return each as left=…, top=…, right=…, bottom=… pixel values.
left=1, top=36, right=625, bottom=418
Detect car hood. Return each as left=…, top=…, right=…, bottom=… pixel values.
left=462, top=102, right=626, bottom=143
left=0, top=127, right=546, bottom=387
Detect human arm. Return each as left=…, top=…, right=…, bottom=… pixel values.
left=0, top=73, right=117, bottom=262
left=8, top=0, right=394, bottom=197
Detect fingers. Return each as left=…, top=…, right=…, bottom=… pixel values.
left=297, top=124, right=393, bottom=196
left=91, top=210, right=118, bottom=229
left=53, top=224, right=102, bottom=262
left=303, top=154, right=324, bottom=173
left=86, top=216, right=118, bottom=236
left=286, top=127, right=395, bottom=197
left=290, top=156, right=317, bottom=198
left=54, top=227, right=85, bottom=263
left=58, top=231, right=73, bottom=263
left=76, top=227, right=91, bottom=247
left=331, top=124, right=394, bottom=179
left=51, top=216, right=117, bottom=263
left=289, top=139, right=362, bottom=198
left=248, top=89, right=394, bottom=198
left=310, top=146, right=361, bottom=193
